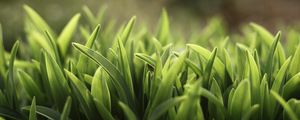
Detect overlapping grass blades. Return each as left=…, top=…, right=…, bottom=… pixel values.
left=0, top=4, right=300, bottom=120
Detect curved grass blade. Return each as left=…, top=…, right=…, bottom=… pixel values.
left=72, top=43, right=130, bottom=104
left=149, top=96, right=186, bottom=120
left=283, top=72, right=300, bottom=98
left=265, top=32, right=281, bottom=78
left=135, top=53, right=156, bottom=68
left=76, top=24, right=101, bottom=73
left=0, top=107, right=24, bottom=120
left=203, top=47, right=218, bottom=88
left=229, top=80, right=251, bottom=120
left=271, top=57, right=291, bottom=92
left=93, top=99, right=115, bottom=120
left=17, top=70, right=43, bottom=100
left=289, top=44, right=300, bottom=77
left=23, top=106, right=60, bottom=120
left=246, top=50, right=260, bottom=104
left=117, top=38, right=135, bottom=99
left=147, top=51, right=187, bottom=119
left=270, top=90, right=298, bottom=120
left=23, top=5, right=55, bottom=37
left=91, top=68, right=111, bottom=111
left=57, top=14, right=81, bottom=56
left=121, top=16, right=136, bottom=44
left=119, top=101, right=137, bottom=120
left=43, top=52, right=70, bottom=109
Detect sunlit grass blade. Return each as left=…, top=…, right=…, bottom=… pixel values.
left=72, top=43, right=130, bottom=104
left=229, top=80, right=251, bottom=120
left=156, top=9, right=169, bottom=45
left=57, top=14, right=81, bottom=56
left=271, top=57, right=291, bottom=92
left=76, top=24, right=100, bottom=74
left=121, top=16, right=136, bottom=44
left=42, top=52, right=70, bottom=109
left=23, top=5, right=55, bottom=37
left=246, top=50, right=260, bottom=104
left=91, top=68, right=111, bottom=111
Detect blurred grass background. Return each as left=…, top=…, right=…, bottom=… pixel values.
left=1, top=0, right=300, bottom=49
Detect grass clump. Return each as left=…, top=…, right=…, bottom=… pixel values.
left=0, top=5, right=300, bottom=120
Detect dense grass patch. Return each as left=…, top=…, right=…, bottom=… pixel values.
left=0, top=5, right=300, bottom=120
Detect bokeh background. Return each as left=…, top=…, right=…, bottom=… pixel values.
left=1, top=0, right=300, bottom=49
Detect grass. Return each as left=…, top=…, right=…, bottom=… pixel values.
left=0, top=4, right=300, bottom=120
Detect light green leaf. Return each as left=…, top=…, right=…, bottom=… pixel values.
left=57, top=14, right=81, bottom=56
left=121, top=16, right=136, bottom=44
left=229, top=80, right=251, bottom=120
left=23, top=5, right=55, bottom=37
left=91, top=68, right=111, bottom=111
left=156, top=9, right=169, bottom=45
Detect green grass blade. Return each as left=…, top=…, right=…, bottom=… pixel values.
left=91, top=68, right=111, bottom=111
left=0, top=24, right=6, bottom=79
left=156, top=9, right=169, bottom=45
left=147, top=51, right=187, bottom=119
left=72, top=43, right=130, bottom=104
left=76, top=24, right=101, bottom=73
left=284, top=99, right=300, bottom=119
left=7, top=41, right=19, bottom=109
left=265, top=32, right=281, bottom=78
left=23, top=106, right=60, bottom=120
left=60, top=96, right=72, bottom=120
left=29, top=97, right=37, bottom=120
left=43, top=52, right=70, bottom=109
left=229, top=80, right=251, bottom=120
left=117, top=38, right=135, bottom=100
left=23, top=5, right=55, bottom=37
left=271, top=57, right=291, bottom=92
left=93, top=99, right=115, bottom=120
left=203, top=47, right=218, bottom=87
left=270, top=90, right=299, bottom=120
left=149, top=96, right=185, bottom=120
left=57, top=14, right=81, bottom=56
left=121, top=16, right=136, bottom=44
left=246, top=50, right=260, bottom=104
left=135, top=53, right=156, bottom=68
left=289, top=44, right=300, bottom=77
left=118, top=101, right=137, bottom=120
left=17, top=70, right=43, bottom=100
left=283, top=72, right=300, bottom=98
